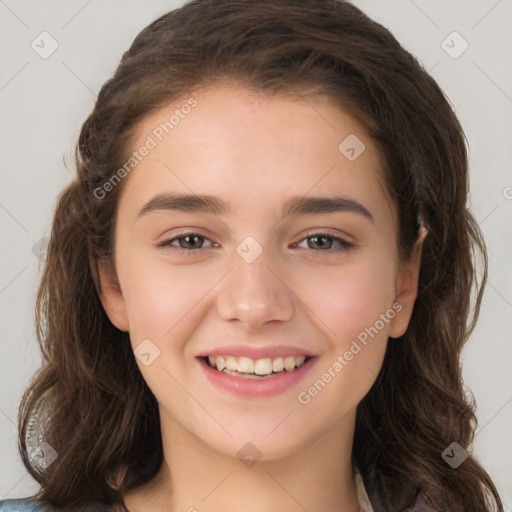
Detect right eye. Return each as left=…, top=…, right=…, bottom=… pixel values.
left=157, top=232, right=217, bottom=254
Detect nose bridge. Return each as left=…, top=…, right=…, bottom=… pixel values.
left=216, top=238, right=294, bottom=327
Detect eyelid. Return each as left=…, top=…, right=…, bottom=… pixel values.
left=157, top=230, right=216, bottom=251
left=294, top=231, right=354, bottom=251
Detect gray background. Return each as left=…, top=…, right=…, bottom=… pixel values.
left=1, top=0, right=510, bottom=507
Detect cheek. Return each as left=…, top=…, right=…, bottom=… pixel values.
left=119, top=252, right=214, bottom=348
left=294, top=256, right=395, bottom=410
left=297, top=254, right=396, bottom=348
left=119, top=256, right=216, bottom=396
left=294, top=260, right=394, bottom=412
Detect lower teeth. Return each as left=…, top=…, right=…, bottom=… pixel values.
left=220, top=368, right=286, bottom=379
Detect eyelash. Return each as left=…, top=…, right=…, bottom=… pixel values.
left=157, top=231, right=355, bottom=255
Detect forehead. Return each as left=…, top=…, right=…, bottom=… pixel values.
left=118, top=84, right=396, bottom=228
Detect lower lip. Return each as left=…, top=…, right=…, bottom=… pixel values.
left=198, top=356, right=317, bottom=397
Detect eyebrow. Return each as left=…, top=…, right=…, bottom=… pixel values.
left=137, top=192, right=374, bottom=223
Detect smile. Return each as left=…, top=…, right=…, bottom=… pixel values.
left=198, top=354, right=317, bottom=397
left=205, top=354, right=309, bottom=378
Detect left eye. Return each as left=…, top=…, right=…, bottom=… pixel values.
left=295, top=233, right=354, bottom=252
left=158, top=232, right=353, bottom=253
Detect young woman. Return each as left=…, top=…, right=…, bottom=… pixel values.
left=0, top=0, right=504, bottom=511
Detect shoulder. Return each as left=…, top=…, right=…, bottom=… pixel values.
left=0, top=499, right=46, bottom=511
left=405, top=491, right=440, bottom=511
left=0, top=499, right=111, bottom=512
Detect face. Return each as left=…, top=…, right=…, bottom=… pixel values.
left=99, top=83, right=423, bottom=461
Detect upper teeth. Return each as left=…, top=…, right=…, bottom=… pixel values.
left=207, top=355, right=307, bottom=375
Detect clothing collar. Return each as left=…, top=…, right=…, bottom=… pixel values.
left=355, top=466, right=374, bottom=512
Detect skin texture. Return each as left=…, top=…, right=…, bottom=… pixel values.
left=99, top=83, right=425, bottom=512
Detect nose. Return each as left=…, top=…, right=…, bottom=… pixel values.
left=216, top=247, right=295, bottom=329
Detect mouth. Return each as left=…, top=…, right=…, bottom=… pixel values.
left=203, top=354, right=311, bottom=379
left=198, top=353, right=317, bottom=397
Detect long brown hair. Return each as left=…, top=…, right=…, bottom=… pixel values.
left=17, top=1, right=503, bottom=511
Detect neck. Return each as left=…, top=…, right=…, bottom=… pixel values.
left=123, top=409, right=361, bottom=512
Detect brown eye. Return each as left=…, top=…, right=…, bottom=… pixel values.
left=158, top=232, right=216, bottom=253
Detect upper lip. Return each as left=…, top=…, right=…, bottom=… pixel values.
left=196, top=344, right=317, bottom=359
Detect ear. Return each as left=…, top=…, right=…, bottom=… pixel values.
left=388, top=225, right=428, bottom=339
left=97, top=258, right=130, bottom=332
